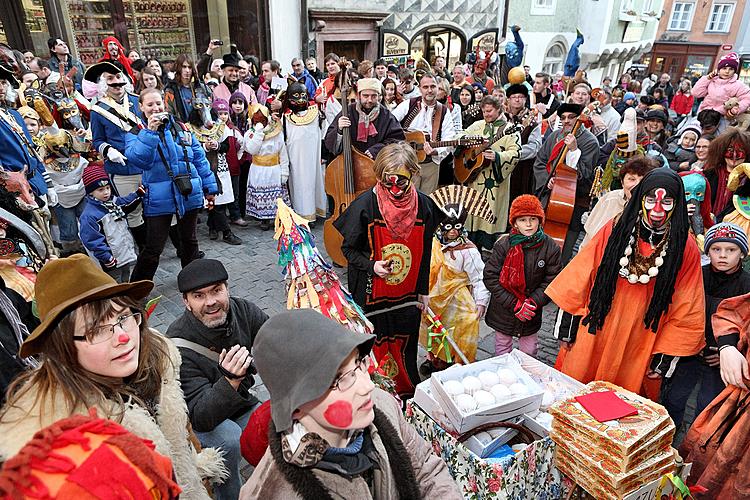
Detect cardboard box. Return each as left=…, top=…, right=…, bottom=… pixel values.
left=463, top=416, right=524, bottom=458
left=412, top=378, right=457, bottom=433
left=523, top=411, right=554, bottom=437
left=509, top=349, right=586, bottom=410
left=430, top=355, right=543, bottom=434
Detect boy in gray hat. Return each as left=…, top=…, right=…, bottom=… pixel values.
left=241, top=309, right=461, bottom=499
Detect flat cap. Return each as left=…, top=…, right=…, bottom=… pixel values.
left=177, top=259, right=229, bottom=293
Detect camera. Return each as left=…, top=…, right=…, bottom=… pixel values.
left=153, top=112, right=170, bottom=124
left=212, top=39, right=224, bottom=46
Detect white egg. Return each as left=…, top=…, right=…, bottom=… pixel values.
left=443, top=379, right=465, bottom=396
left=455, top=393, right=477, bottom=413
left=490, top=383, right=512, bottom=401
left=473, top=390, right=496, bottom=408
left=478, top=370, right=500, bottom=391
left=475, top=431, right=493, bottom=444
left=496, top=368, right=517, bottom=386
left=509, top=382, right=528, bottom=395
left=461, top=375, right=482, bottom=395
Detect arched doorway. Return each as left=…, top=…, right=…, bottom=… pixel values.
left=410, top=25, right=466, bottom=70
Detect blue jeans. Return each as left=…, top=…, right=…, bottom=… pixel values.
left=194, top=407, right=256, bottom=500
left=54, top=198, right=86, bottom=242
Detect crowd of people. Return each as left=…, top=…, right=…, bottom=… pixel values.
left=1, top=25, right=750, bottom=498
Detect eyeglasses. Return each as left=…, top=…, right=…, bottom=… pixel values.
left=330, top=356, right=371, bottom=392
left=73, top=312, right=142, bottom=345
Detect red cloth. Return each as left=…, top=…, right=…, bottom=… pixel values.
left=671, top=92, right=694, bottom=115
left=98, top=36, right=134, bottom=82
left=574, top=390, right=638, bottom=422
left=239, top=400, right=271, bottom=466
left=713, top=167, right=733, bottom=215
left=545, top=138, right=567, bottom=174
left=499, top=239, right=526, bottom=302
left=375, top=182, right=418, bottom=241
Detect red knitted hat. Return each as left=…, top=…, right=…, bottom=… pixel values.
left=82, top=163, right=110, bottom=194
left=509, top=194, right=545, bottom=225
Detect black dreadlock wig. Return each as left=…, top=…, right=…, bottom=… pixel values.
left=582, top=168, right=690, bottom=334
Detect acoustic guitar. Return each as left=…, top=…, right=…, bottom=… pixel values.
left=403, top=130, right=485, bottom=163
left=453, top=123, right=522, bottom=184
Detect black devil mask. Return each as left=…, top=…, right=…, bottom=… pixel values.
left=285, top=81, right=309, bottom=112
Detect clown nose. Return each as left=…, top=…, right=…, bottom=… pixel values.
left=117, top=333, right=130, bottom=344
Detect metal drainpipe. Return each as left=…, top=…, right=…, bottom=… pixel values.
left=301, top=0, right=309, bottom=59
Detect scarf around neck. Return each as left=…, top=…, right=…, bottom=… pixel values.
left=355, top=101, right=380, bottom=142
left=499, top=228, right=545, bottom=302
left=375, top=182, right=418, bottom=241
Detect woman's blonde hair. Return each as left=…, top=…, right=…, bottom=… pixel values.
left=374, top=142, right=420, bottom=180
left=1, top=296, right=171, bottom=424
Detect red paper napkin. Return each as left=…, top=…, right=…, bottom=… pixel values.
left=574, top=390, right=638, bottom=422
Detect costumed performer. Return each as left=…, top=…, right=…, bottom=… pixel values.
left=681, top=291, right=750, bottom=499
left=547, top=168, right=706, bottom=400
left=418, top=185, right=494, bottom=372
left=333, top=142, right=444, bottom=396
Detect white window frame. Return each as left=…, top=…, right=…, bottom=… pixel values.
left=542, top=42, right=566, bottom=75
left=668, top=1, right=695, bottom=31
left=642, top=0, right=655, bottom=14
left=530, top=0, right=556, bottom=16
left=705, top=2, right=735, bottom=33
left=621, top=0, right=635, bottom=12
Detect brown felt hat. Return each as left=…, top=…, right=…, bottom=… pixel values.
left=20, top=254, right=153, bottom=357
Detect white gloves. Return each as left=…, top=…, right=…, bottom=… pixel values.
left=253, top=122, right=264, bottom=132
left=46, top=188, right=59, bottom=208
left=107, top=148, right=127, bottom=165
left=580, top=211, right=589, bottom=225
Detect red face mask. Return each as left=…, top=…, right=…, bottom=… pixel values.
left=642, top=187, right=675, bottom=229
left=724, top=141, right=746, bottom=161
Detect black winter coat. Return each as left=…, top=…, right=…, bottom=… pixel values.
left=483, top=233, right=562, bottom=337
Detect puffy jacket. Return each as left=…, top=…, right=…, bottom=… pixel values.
left=692, top=74, right=750, bottom=116
left=483, top=233, right=562, bottom=336
left=78, top=192, right=141, bottom=268
left=671, top=92, right=694, bottom=116
left=125, top=121, right=218, bottom=217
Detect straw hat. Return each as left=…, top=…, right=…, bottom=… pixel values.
left=20, top=254, right=153, bottom=357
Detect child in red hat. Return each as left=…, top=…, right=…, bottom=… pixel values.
left=483, top=195, right=562, bottom=357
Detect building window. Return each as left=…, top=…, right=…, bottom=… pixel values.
left=706, top=2, right=735, bottom=32
left=542, top=42, right=565, bottom=75
left=668, top=2, right=694, bottom=31
left=621, top=0, right=635, bottom=12
left=530, top=0, right=556, bottom=15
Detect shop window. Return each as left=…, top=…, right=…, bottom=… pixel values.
left=668, top=2, right=694, bottom=31
left=530, top=0, right=556, bottom=16
left=683, top=55, right=713, bottom=80
left=542, top=42, right=565, bottom=75
left=411, top=27, right=464, bottom=70
left=739, top=59, right=750, bottom=84
left=705, top=2, right=734, bottom=33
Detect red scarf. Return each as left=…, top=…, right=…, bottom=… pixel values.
left=499, top=229, right=545, bottom=302
left=375, top=182, right=418, bottom=241
left=545, top=136, right=567, bottom=173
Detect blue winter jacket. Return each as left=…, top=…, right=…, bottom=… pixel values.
left=91, top=93, right=142, bottom=176
left=0, top=108, right=48, bottom=195
left=79, top=192, right=141, bottom=266
left=125, top=121, right=219, bottom=217
left=292, top=69, right=318, bottom=99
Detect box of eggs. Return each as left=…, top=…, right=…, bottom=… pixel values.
left=463, top=416, right=524, bottom=458
left=430, top=355, right=544, bottom=434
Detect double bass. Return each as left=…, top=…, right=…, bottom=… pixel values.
left=540, top=102, right=598, bottom=248
left=323, top=60, right=377, bottom=267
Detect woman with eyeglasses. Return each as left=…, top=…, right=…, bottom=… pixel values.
left=0, top=254, right=226, bottom=499
left=240, top=309, right=460, bottom=499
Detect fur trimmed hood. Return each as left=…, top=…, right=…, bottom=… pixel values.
left=0, top=335, right=227, bottom=499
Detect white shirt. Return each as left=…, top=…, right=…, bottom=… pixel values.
left=392, top=98, right=457, bottom=163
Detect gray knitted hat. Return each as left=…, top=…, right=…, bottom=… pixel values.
left=253, top=309, right=376, bottom=431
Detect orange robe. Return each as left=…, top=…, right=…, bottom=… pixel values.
left=681, top=293, right=750, bottom=499
left=547, top=220, right=705, bottom=398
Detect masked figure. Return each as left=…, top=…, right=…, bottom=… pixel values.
left=599, top=108, right=644, bottom=193
left=680, top=172, right=714, bottom=255
left=282, top=81, right=325, bottom=222
left=333, top=142, right=444, bottom=396
left=418, top=186, right=493, bottom=371
left=242, top=103, right=290, bottom=230
left=548, top=169, right=705, bottom=401
left=722, top=162, right=750, bottom=240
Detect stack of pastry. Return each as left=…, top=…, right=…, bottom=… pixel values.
left=549, top=381, right=677, bottom=499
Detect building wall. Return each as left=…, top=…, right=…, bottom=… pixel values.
left=655, top=0, right=745, bottom=45
left=269, top=0, right=302, bottom=68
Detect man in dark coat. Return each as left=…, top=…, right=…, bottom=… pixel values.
left=533, top=103, right=599, bottom=262
left=324, top=77, right=405, bottom=160
left=166, top=258, right=268, bottom=500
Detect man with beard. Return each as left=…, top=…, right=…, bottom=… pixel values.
left=333, top=143, right=444, bottom=397
left=98, top=36, right=134, bottom=82
left=392, top=73, right=457, bottom=194
left=505, top=83, right=543, bottom=200
left=548, top=169, right=705, bottom=402
left=283, top=81, right=325, bottom=222
left=167, top=258, right=268, bottom=500
left=324, top=77, right=405, bottom=161
left=533, top=103, right=599, bottom=262
left=88, top=61, right=146, bottom=249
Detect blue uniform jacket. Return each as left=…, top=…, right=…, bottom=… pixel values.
left=90, top=94, right=142, bottom=176
left=125, top=122, right=219, bottom=218
left=0, top=108, right=47, bottom=195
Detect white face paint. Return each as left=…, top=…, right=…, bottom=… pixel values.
left=642, top=187, right=675, bottom=228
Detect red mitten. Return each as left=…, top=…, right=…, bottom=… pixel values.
left=515, top=298, right=537, bottom=321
